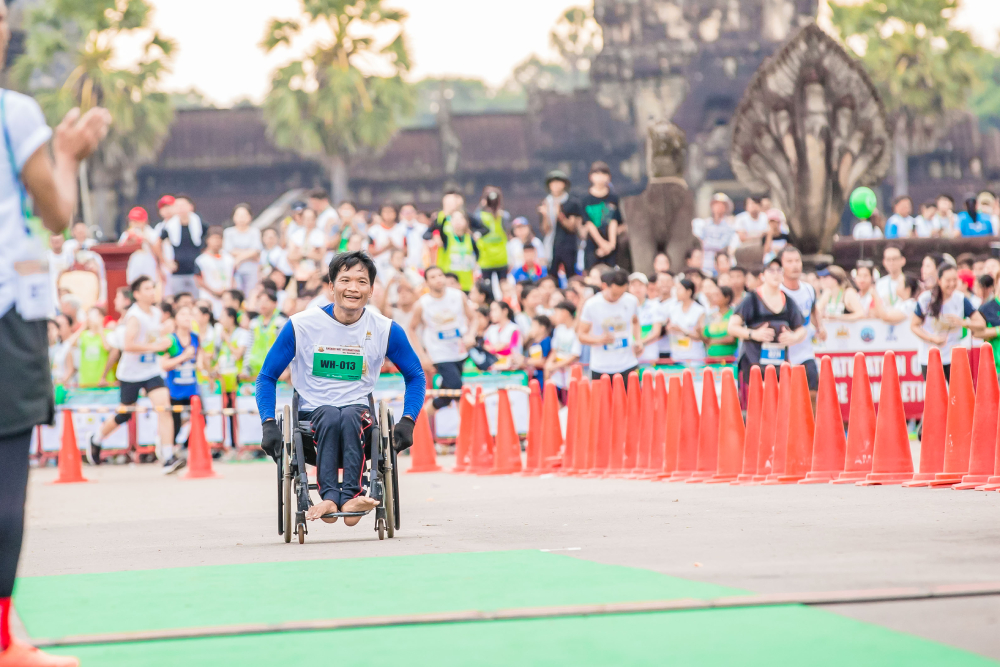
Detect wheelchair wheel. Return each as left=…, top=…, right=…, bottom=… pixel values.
left=282, top=406, right=292, bottom=544
left=379, top=401, right=395, bottom=539
left=297, top=523, right=305, bottom=544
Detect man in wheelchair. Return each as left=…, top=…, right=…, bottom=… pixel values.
left=255, top=251, right=425, bottom=524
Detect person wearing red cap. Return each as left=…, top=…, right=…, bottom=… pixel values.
left=119, top=206, right=163, bottom=285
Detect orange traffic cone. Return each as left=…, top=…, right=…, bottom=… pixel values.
left=452, top=387, right=474, bottom=473
left=929, top=348, right=975, bottom=487
left=569, top=380, right=591, bottom=474
left=571, top=364, right=583, bottom=383
left=858, top=351, right=913, bottom=485
left=977, top=396, right=1000, bottom=491
left=539, top=383, right=563, bottom=471
left=407, top=410, right=442, bottom=473
left=955, top=344, right=999, bottom=489
left=657, top=375, right=682, bottom=480
left=762, top=363, right=793, bottom=483
left=184, top=396, right=220, bottom=479
left=833, top=354, right=876, bottom=484
left=706, top=369, right=745, bottom=484
left=734, top=366, right=763, bottom=484
left=559, top=379, right=578, bottom=474
left=522, top=380, right=543, bottom=475
left=470, top=389, right=495, bottom=474
left=668, top=370, right=700, bottom=481
left=688, top=368, right=720, bottom=483
left=904, top=348, right=948, bottom=487
left=489, top=389, right=523, bottom=475
left=645, top=372, right=668, bottom=477
left=801, top=356, right=846, bottom=484
left=588, top=374, right=613, bottom=475
left=53, top=410, right=88, bottom=484
left=632, top=372, right=655, bottom=476
left=751, top=365, right=780, bottom=483
left=766, top=365, right=814, bottom=484
left=606, top=373, right=627, bottom=475
left=620, top=371, right=641, bottom=474
left=582, top=375, right=603, bottom=474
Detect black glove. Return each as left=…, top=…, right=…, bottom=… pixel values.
left=261, top=420, right=282, bottom=462
left=393, top=416, right=415, bottom=453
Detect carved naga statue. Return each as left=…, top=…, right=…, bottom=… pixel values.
left=730, top=23, right=891, bottom=256
left=622, top=120, right=696, bottom=273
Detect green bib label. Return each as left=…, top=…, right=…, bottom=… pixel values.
left=312, top=345, right=364, bottom=381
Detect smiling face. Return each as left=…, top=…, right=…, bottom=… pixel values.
left=939, top=268, right=958, bottom=300
left=332, top=262, right=372, bottom=312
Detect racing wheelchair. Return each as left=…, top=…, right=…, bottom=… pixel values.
left=276, top=391, right=400, bottom=544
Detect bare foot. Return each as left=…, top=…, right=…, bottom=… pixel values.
left=306, top=499, right=338, bottom=521
left=343, top=514, right=363, bottom=527
left=342, top=496, right=379, bottom=513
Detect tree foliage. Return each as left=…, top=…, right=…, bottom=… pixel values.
left=260, top=0, right=413, bottom=193
left=830, top=0, right=981, bottom=117
left=549, top=6, right=602, bottom=88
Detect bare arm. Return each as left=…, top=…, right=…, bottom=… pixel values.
left=21, top=108, right=111, bottom=234
left=910, top=313, right=944, bottom=345
left=577, top=320, right=613, bottom=347
left=122, top=317, right=170, bottom=354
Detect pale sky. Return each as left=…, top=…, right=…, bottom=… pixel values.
left=141, top=0, right=1000, bottom=107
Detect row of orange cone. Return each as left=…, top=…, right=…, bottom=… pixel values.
left=406, top=343, right=1000, bottom=490
left=53, top=395, right=219, bottom=483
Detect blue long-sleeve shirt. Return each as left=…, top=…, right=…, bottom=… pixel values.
left=255, top=305, right=425, bottom=422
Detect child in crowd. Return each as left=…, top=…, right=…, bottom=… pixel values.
left=507, top=216, right=546, bottom=268
left=511, top=244, right=548, bottom=283
left=544, top=301, right=582, bottom=403
left=194, top=226, right=234, bottom=318
left=159, top=304, right=200, bottom=473
left=76, top=307, right=114, bottom=387
left=524, top=315, right=553, bottom=388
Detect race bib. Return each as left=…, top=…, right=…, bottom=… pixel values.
left=676, top=337, right=691, bottom=349
left=529, top=344, right=544, bottom=359
left=437, top=329, right=461, bottom=340
left=139, top=353, right=156, bottom=364
left=175, top=361, right=197, bottom=384
left=603, top=337, right=629, bottom=351
left=761, top=343, right=785, bottom=365
left=312, top=344, right=364, bottom=381
left=14, top=260, right=52, bottom=321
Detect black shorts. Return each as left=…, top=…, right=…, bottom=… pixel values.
left=801, top=359, right=819, bottom=391
left=590, top=366, right=638, bottom=383
left=482, top=266, right=508, bottom=282
left=433, top=360, right=465, bottom=409
left=120, top=376, right=166, bottom=405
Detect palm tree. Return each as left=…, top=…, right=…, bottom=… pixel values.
left=10, top=0, right=175, bottom=237
left=831, top=0, right=981, bottom=198
left=548, top=6, right=602, bottom=90
left=260, top=0, right=413, bottom=204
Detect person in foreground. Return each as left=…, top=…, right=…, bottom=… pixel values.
left=0, top=2, right=111, bottom=664
left=255, top=252, right=425, bottom=525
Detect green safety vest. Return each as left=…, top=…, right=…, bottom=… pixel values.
left=437, top=230, right=476, bottom=292
left=476, top=209, right=508, bottom=270
left=248, top=314, right=283, bottom=375
left=77, top=330, right=109, bottom=387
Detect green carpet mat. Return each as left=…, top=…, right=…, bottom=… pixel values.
left=15, top=550, right=996, bottom=666
left=15, top=550, right=743, bottom=638
left=48, top=607, right=997, bottom=667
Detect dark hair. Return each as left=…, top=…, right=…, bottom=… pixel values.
left=261, top=278, right=278, bottom=292
left=308, top=188, right=329, bottom=201
left=719, top=286, right=734, bottom=305
left=538, top=275, right=557, bottom=287
left=600, top=268, right=628, bottom=287
left=328, top=250, right=377, bottom=283
left=206, top=225, right=224, bottom=239
left=130, top=276, right=152, bottom=293
left=534, top=315, right=553, bottom=334
left=523, top=243, right=537, bottom=253
left=225, top=289, right=244, bottom=305
left=677, top=278, right=695, bottom=295
left=938, top=194, right=955, bottom=205
left=174, top=193, right=193, bottom=205
left=589, top=160, right=611, bottom=175
left=473, top=279, right=494, bottom=303
left=337, top=200, right=356, bottom=210
left=520, top=285, right=536, bottom=302
left=883, top=243, right=903, bottom=256
left=554, top=300, right=577, bottom=317
left=222, top=307, right=240, bottom=324
left=921, top=201, right=936, bottom=211
left=778, top=245, right=800, bottom=265
left=197, top=305, right=215, bottom=325
left=425, top=265, right=445, bottom=279
left=956, top=252, right=976, bottom=269
left=233, top=203, right=253, bottom=218
left=442, top=189, right=463, bottom=198
left=174, top=291, right=192, bottom=302
left=855, top=259, right=874, bottom=276
left=260, top=289, right=278, bottom=303
left=492, top=300, right=514, bottom=321
left=56, top=312, right=74, bottom=328
left=903, top=274, right=920, bottom=297
left=477, top=305, right=490, bottom=319
left=978, top=274, right=995, bottom=290
left=892, top=195, right=912, bottom=207
left=444, top=272, right=460, bottom=282
left=684, top=247, right=701, bottom=261
left=379, top=202, right=398, bottom=215
left=160, top=301, right=174, bottom=318
left=729, top=265, right=747, bottom=277
left=929, top=263, right=958, bottom=319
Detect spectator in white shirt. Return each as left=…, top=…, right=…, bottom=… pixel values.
left=852, top=210, right=885, bottom=240
left=734, top=196, right=768, bottom=242
left=288, top=208, right=326, bottom=263
left=307, top=188, right=339, bottom=233
left=223, top=203, right=263, bottom=295
left=368, top=204, right=408, bottom=275
left=398, top=203, right=428, bottom=270
left=507, top=216, right=546, bottom=269
left=885, top=196, right=915, bottom=239
left=912, top=200, right=940, bottom=238
left=194, top=226, right=234, bottom=318
left=933, top=194, right=958, bottom=238
left=695, top=193, right=736, bottom=276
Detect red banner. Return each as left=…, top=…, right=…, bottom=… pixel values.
left=823, top=350, right=925, bottom=420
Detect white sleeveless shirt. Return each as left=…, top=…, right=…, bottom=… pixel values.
left=116, top=304, right=163, bottom=382
left=289, top=306, right=393, bottom=413
left=418, top=288, right=468, bottom=363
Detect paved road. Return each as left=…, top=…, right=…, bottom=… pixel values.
left=20, top=457, right=1000, bottom=659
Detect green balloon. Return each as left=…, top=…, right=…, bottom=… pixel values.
left=849, top=187, right=878, bottom=220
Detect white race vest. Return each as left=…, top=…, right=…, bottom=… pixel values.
left=116, top=304, right=163, bottom=383
left=289, top=306, right=392, bottom=413
left=418, top=288, right=468, bottom=364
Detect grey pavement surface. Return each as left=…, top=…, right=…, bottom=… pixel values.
left=20, top=456, right=1000, bottom=659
